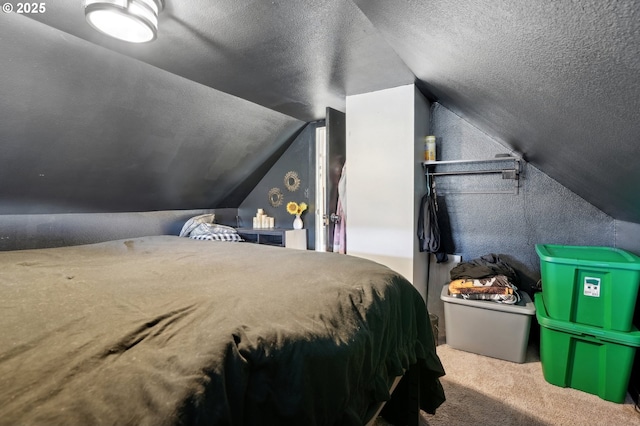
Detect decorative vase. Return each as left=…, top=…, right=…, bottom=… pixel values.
left=293, top=214, right=303, bottom=230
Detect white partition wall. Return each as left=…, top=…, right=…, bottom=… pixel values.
left=345, top=84, right=430, bottom=299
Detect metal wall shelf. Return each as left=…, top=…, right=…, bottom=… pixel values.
left=423, top=155, right=522, bottom=195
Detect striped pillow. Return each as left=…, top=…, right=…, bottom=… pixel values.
left=190, top=233, right=244, bottom=242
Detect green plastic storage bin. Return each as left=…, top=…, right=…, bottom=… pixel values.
left=535, top=244, right=640, bottom=332
left=535, top=293, right=640, bottom=403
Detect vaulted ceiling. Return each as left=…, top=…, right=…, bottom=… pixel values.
left=3, top=0, right=640, bottom=223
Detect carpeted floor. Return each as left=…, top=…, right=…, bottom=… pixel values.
left=377, top=343, right=640, bottom=426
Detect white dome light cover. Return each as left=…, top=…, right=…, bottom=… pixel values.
left=85, top=0, right=164, bottom=43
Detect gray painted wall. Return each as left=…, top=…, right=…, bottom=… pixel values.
left=238, top=122, right=322, bottom=249
left=431, top=103, right=617, bottom=295
left=0, top=15, right=303, bottom=215
left=0, top=209, right=238, bottom=251
left=616, top=220, right=640, bottom=256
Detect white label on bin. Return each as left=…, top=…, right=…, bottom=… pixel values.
left=583, top=277, right=601, bottom=297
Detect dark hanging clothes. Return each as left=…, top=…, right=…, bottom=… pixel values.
left=418, top=192, right=448, bottom=263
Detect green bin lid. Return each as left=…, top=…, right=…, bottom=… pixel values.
left=534, top=293, right=640, bottom=346
left=535, top=244, right=640, bottom=270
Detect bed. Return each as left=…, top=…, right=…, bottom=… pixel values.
left=0, top=235, right=445, bottom=425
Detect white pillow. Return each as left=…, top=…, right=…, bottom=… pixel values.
left=179, top=214, right=216, bottom=237
left=189, top=223, right=237, bottom=237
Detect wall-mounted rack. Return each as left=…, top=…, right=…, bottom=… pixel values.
left=423, top=155, right=522, bottom=195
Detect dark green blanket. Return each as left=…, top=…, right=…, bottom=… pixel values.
left=0, top=236, right=444, bottom=425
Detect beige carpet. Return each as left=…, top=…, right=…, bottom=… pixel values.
left=377, top=344, right=640, bottom=426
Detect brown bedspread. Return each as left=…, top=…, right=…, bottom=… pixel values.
left=0, top=236, right=444, bottom=425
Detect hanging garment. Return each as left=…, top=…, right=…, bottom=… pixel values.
left=332, top=163, right=347, bottom=254
left=417, top=185, right=448, bottom=263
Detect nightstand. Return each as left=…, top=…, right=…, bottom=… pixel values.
left=236, top=228, right=307, bottom=250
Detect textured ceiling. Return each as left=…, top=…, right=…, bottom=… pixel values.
left=5, top=0, right=640, bottom=222
left=25, top=0, right=415, bottom=122
left=354, top=0, right=640, bottom=224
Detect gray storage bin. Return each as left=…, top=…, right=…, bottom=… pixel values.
left=440, top=284, right=536, bottom=363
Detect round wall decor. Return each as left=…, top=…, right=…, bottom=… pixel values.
left=268, top=187, right=284, bottom=207
left=284, top=170, right=301, bottom=192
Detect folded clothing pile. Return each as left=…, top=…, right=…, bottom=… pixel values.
left=448, top=254, right=520, bottom=304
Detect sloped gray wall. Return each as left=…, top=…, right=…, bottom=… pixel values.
left=616, top=220, right=640, bottom=256
left=431, top=103, right=615, bottom=294
left=355, top=0, right=640, bottom=224
left=238, top=122, right=322, bottom=249
left=0, top=15, right=303, bottom=214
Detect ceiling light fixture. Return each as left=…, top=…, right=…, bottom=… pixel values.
left=84, top=0, right=164, bottom=43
